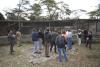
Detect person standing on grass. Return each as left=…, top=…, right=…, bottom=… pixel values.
left=85, top=31, right=93, bottom=49
left=83, top=29, right=88, bottom=44
left=16, top=30, right=22, bottom=47
left=32, top=29, right=40, bottom=54
left=44, top=29, right=51, bottom=57
left=62, top=31, right=67, bottom=50
left=67, top=29, right=73, bottom=50
left=8, top=30, right=16, bottom=54
left=77, top=29, right=82, bottom=46
left=38, top=29, right=44, bottom=50
left=50, top=29, right=58, bottom=53
left=55, top=31, right=67, bottom=62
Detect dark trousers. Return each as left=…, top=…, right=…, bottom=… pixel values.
left=10, top=41, right=15, bottom=54
left=45, top=41, right=50, bottom=57
left=86, top=40, right=92, bottom=49
left=50, top=41, right=57, bottom=53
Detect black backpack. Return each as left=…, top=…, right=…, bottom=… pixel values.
left=55, top=35, right=65, bottom=48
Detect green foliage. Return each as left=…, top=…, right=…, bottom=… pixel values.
left=4, top=0, right=71, bottom=20
left=29, top=4, right=42, bottom=20
left=88, top=4, right=100, bottom=19
left=5, top=0, right=30, bottom=20
left=32, top=4, right=41, bottom=16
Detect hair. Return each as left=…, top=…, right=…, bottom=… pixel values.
left=46, top=29, right=49, bottom=31
left=62, top=31, right=66, bottom=34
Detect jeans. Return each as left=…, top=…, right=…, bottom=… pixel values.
left=58, top=48, right=68, bottom=62
left=33, top=41, right=40, bottom=53
left=67, top=37, right=72, bottom=49
left=39, top=38, right=43, bottom=50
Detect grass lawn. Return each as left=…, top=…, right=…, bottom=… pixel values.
left=0, top=43, right=100, bottom=67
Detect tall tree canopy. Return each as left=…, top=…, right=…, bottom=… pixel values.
left=4, top=0, right=30, bottom=20
left=88, top=4, right=100, bottom=19
left=4, top=0, right=71, bottom=20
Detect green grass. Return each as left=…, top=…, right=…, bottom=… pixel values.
left=0, top=43, right=100, bottom=67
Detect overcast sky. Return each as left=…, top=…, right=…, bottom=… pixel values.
left=0, top=0, right=99, bottom=19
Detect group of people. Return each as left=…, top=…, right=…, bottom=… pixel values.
left=32, top=28, right=73, bottom=62
left=8, top=30, right=22, bottom=54
left=7, top=28, right=93, bottom=62
left=77, top=29, right=93, bottom=49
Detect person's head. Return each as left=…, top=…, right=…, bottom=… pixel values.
left=62, top=30, right=66, bottom=34
left=68, top=29, right=71, bottom=32
left=10, top=30, right=13, bottom=33
left=54, top=28, right=57, bottom=32
left=58, top=31, right=61, bottom=34
left=46, top=29, right=49, bottom=32
left=78, top=29, right=81, bottom=32
left=88, top=31, right=92, bottom=34
left=38, top=29, right=41, bottom=32
left=32, top=28, right=36, bottom=32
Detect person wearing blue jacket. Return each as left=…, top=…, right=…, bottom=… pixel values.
left=32, top=29, right=40, bottom=53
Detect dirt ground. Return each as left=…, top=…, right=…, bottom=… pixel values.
left=0, top=43, right=100, bottom=67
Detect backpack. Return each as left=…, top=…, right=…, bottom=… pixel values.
left=55, top=35, right=65, bottom=48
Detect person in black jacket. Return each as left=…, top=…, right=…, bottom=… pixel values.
left=83, top=29, right=88, bottom=44
left=85, top=31, right=93, bottom=49
left=38, top=29, right=44, bottom=50
left=50, top=29, right=58, bottom=53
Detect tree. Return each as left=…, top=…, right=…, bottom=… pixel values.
left=58, top=2, right=71, bottom=20
left=28, top=3, right=42, bottom=20
left=35, top=0, right=60, bottom=20
left=0, top=12, right=5, bottom=20
left=88, top=11, right=97, bottom=19
left=88, top=4, right=100, bottom=19
left=71, top=9, right=86, bottom=19
left=17, top=0, right=30, bottom=20
left=32, top=0, right=71, bottom=20
left=4, top=0, right=30, bottom=20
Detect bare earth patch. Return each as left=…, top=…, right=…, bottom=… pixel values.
left=0, top=43, right=100, bottom=67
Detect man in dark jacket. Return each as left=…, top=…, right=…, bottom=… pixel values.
left=55, top=31, right=67, bottom=62
left=86, top=31, right=93, bottom=49
left=50, top=29, right=58, bottom=53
